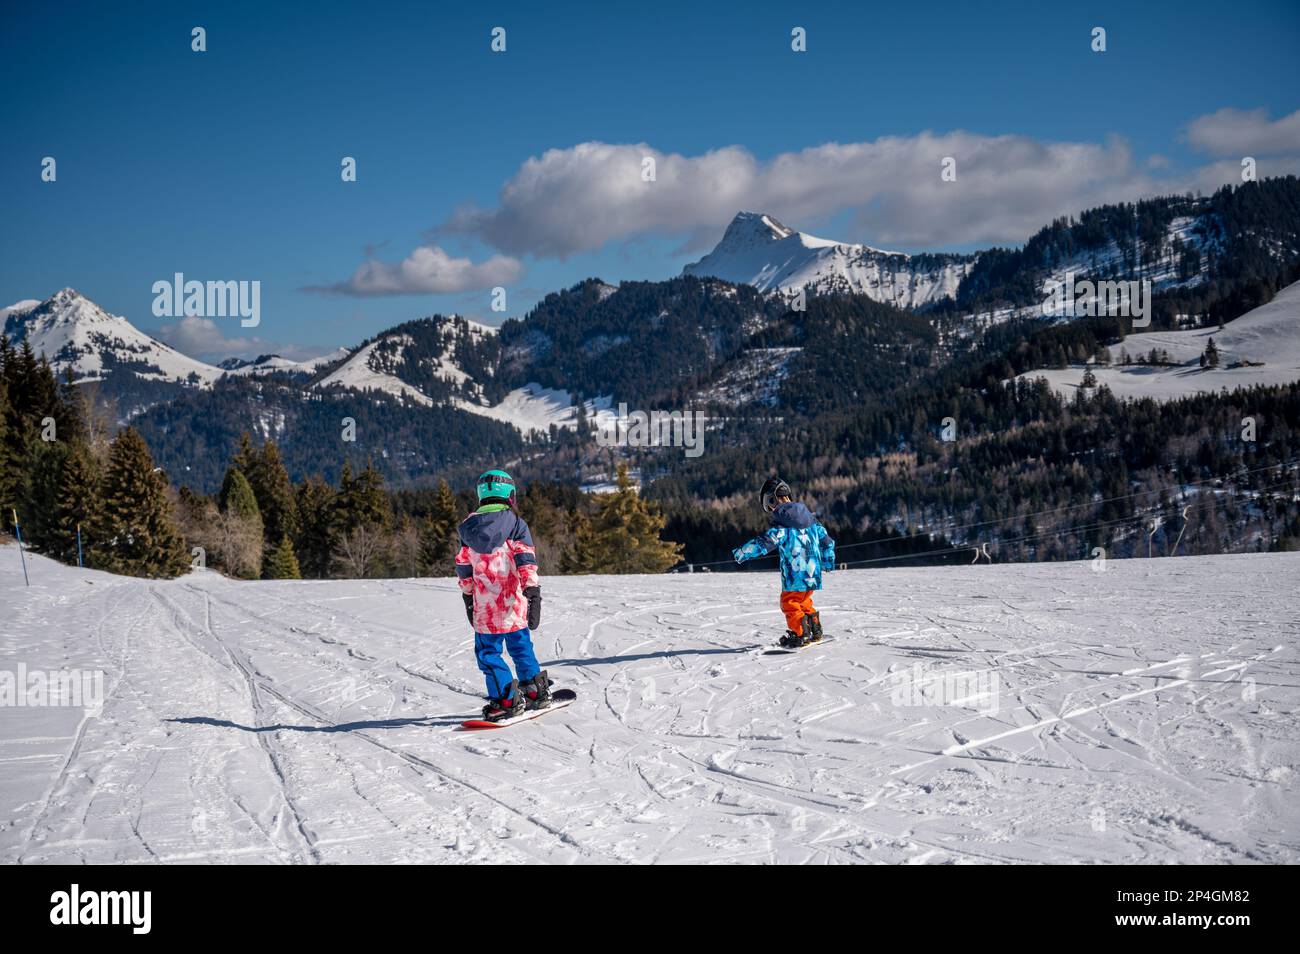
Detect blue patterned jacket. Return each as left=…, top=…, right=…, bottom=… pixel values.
left=733, top=502, right=836, bottom=591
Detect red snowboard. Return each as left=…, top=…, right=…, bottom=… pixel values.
left=457, top=688, right=577, bottom=730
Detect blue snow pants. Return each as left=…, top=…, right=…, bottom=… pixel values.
left=474, top=627, right=540, bottom=699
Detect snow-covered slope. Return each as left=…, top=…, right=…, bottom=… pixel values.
left=3, top=289, right=224, bottom=386
left=3, top=288, right=359, bottom=390
left=221, top=349, right=350, bottom=377
left=455, top=383, right=614, bottom=435
left=696, top=347, right=800, bottom=407
left=1036, top=215, right=1218, bottom=321
left=314, top=335, right=436, bottom=406
left=4, top=545, right=1296, bottom=864
left=684, top=212, right=975, bottom=308
left=1021, top=278, right=1300, bottom=401
left=0, top=299, right=40, bottom=325
left=313, top=317, right=609, bottom=434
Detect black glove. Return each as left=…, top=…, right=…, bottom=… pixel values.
left=462, top=593, right=474, bottom=625
left=524, top=586, right=542, bottom=630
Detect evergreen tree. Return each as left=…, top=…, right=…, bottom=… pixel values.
left=16, top=439, right=65, bottom=553
left=515, top=482, right=576, bottom=570
left=418, top=478, right=460, bottom=574
left=230, top=432, right=256, bottom=478
left=294, top=475, right=337, bottom=578
left=563, top=464, right=682, bottom=573
left=263, top=535, right=302, bottom=579
left=561, top=509, right=601, bottom=573
left=48, top=440, right=98, bottom=564
left=11, top=342, right=60, bottom=425
left=247, top=440, right=300, bottom=547
left=0, top=357, right=12, bottom=517
left=55, top=366, right=87, bottom=446
left=217, top=467, right=263, bottom=579
left=334, top=458, right=391, bottom=533
left=88, top=428, right=189, bottom=578
left=2, top=346, right=95, bottom=563
left=1, top=339, right=53, bottom=516
left=220, top=467, right=262, bottom=524
left=1203, top=337, right=1220, bottom=368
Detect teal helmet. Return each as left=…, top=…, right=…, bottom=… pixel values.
left=476, top=469, right=517, bottom=507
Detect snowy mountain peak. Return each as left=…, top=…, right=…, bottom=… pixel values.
left=685, top=211, right=976, bottom=309
left=2, top=289, right=223, bottom=390
left=723, top=211, right=796, bottom=245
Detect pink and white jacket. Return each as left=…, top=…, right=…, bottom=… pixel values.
left=455, top=506, right=540, bottom=634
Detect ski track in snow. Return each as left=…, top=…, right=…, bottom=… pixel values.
left=2, top=546, right=1298, bottom=865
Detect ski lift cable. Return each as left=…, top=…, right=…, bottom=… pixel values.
left=678, top=456, right=1300, bottom=569
left=833, top=472, right=1298, bottom=570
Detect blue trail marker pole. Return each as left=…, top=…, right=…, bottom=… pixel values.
left=13, top=509, right=30, bottom=586
left=76, top=523, right=84, bottom=568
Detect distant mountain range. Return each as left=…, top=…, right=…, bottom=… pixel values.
left=6, top=177, right=1300, bottom=494
left=3, top=288, right=223, bottom=387
left=684, top=211, right=975, bottom=308
left=220, top=350, right=348, bottom=377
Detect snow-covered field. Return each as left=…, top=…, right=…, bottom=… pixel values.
left=1019, top=279, right=1300, bottom=402
left=2, top=545, right=1297, bottom=865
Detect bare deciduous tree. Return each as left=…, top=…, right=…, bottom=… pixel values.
left=333, top=523, right=386, bottom=579
left=214, top=510, right=263, bottom=579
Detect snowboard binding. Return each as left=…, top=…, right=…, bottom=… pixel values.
left=482, top=679, right=527, bottom=722
left=779, top=630, right=810, bottom=649
left=519, top=670, right=552, bottom=710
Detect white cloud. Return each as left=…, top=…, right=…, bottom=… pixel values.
left=309, top=244, right=522, bottom=297
left=155, top=316, right=332, bottom=364
left=1185, top=107, right=1300, bottom=157
left=437, top=136, right=1163, bottom=252
left=435, top=113, right=1300, bottom=254
left=309, top=109, right=1300, bottom=288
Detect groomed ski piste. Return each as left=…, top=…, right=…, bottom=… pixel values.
left=2, top=544, right=1297, bottom=864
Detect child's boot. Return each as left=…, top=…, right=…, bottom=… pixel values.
left=807, top=611, right=823, bottom=642
left=780, top=629, right=809, bottom=648
left=482, top=679, right=525, bottom=722
left=801, top=613, right=816, bottom=644
left=519, top=670, right=552, bottom=710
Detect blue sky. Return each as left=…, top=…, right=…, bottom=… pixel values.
left=2, top=0, right=1298, bottom=361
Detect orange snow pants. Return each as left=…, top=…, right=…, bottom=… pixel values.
left=780, top=590, right=817, bottom=633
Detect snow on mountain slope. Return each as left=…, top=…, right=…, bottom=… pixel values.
left=684, top=212, right=975, bottom=308
left=455, top=383, right=614, bottom=434
left=4, top=289, right=353, bottom=393
left=1020, top=278, right=1300, bottom=401
left=314, top=335, right=435, bottom=406
left=696, top=347, right=800, bottom=407
left=0, top=299, right=40, bottom=324
left=311, top=317, right=613, bottom=434
left=1036, top=215, right=1217, bottom=321
left=221, top=349, right=351, bottom=377
left=3, top=544, right=1296, bottom=864
left=3, top=289, right=224, bottom=386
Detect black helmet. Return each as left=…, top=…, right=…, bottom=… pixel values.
left=759, top=477, right=792, bottom=513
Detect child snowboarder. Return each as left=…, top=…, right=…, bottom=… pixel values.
left=732, top=477, right=836, bottom=648
left=455, top=469, right=551, bottom=721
